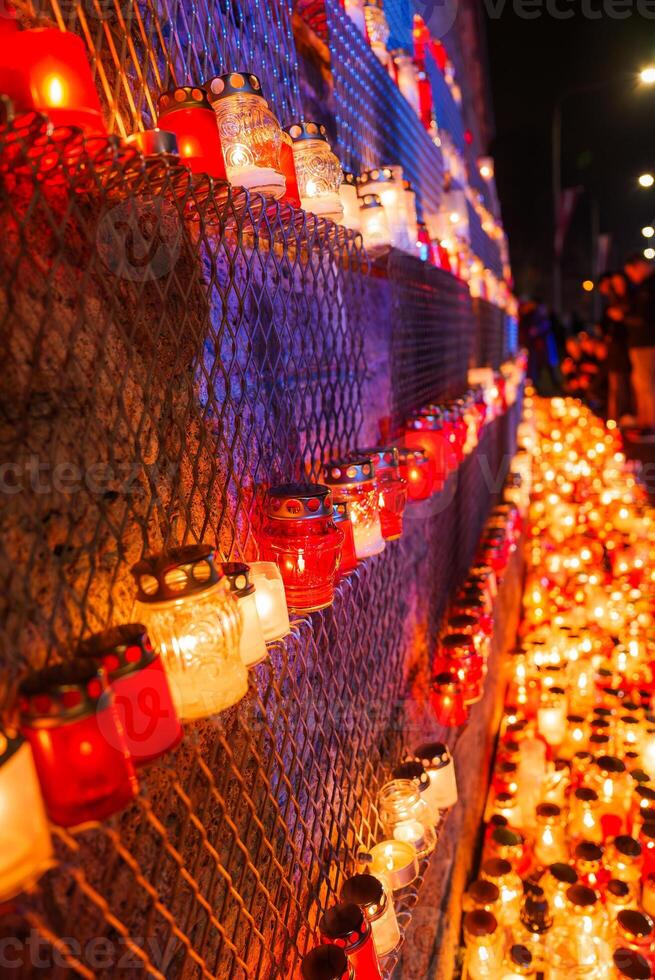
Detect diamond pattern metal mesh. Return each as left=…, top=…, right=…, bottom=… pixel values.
left=0, top=7, right=518, bottom=978
left=470, top=296, right=506, bottom=372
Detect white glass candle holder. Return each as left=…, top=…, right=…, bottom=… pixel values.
left=358, top=166, right=412, bottom=252
left=0, top=733, right=53, bottom=902
left=206, top=71, right=285, bottom=198
left=359, top=194, right=392, bottom=253
left=363, top=0, right=391, bottom=66
left=247, top=561, right=291, bottom=642
left=285, top=121, right=343, bottom=221
left=393, top=50, right=420, bottom=116
left=413, top=741, right=458, bottom=810
left=323, top=457, right=385, bottom=559
left=339, top=172, right=362, bottom=232
left=222, top=562, right=268, bottom=667
left=132, top=545, right=246, bottom=720
left=341, top=872, right=401, bottom=957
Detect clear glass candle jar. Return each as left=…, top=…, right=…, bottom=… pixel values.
left=320, top=903, right=382, bottom=980
left=397, top=446, right=435, bottom=501
left=632, top=786, right=655, bottom=836
left=301, top=945, right=353, bottom=980
left=605, top=879, right=638, bottom=922
left=354, top=446, right=407, bottom=541
left=431, top=671, right=469, bottom=727
left=574, top=841, right=606, bottom=891
left=541, top=863, right=578, bottom=923
left=404, top=412, right=454, bottom=490
left=260, top=483, right=344, bottom=612
left=341, top=873, right=400, bottom=957
left=518, top=889, right=553, bottom=973
left=368, top=839, right=419, bottom=891
left=569, top=787, right=603, bottom=844
left=157, top=85, right=226, bottom=178
left=19, top=663, right=138, bottom=828
left=359, top=194, right=392, bottom=252
left=392, top=760, right=439, bottom=824
left=464, top=879, right=502, bottom=916
left=333, top=500, right=359, bottom=577
left=323, top=458, right=385, bottom=560
left=131, top=545, right=246, bottom=720
left=437, top=632, right=485, bottom=705
left=565, top=884, right=608, bottom=939
left=463, top=910, right=505, bottom=979
left=537, top=691, right=568, bottom=747
left=643, top=874, right=655, bottom=919
left=285, top=120, right=343, bottom=221
left=480, top=858, right=523, bottom=926
left=358, top=167, right=412, bottom=251
left=592, top=755, right=631, bottom=814
left=534, top=803, right=567, bottom=866
left=413, top=740, right=458, bottom=809
left=206, top=72, right=285, bottom=197
left=501, top=944, right=535, bottom=978
left=76, top=623, right=182, bottom=765
left=613, top=911, right=655, bottom=962
left=339, top=172, right=362, bottom=232
left=378, top=778, right=436, bottom=859
left=0, top=732, right=52, bottom=902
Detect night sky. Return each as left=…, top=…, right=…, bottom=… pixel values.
left=484, top=4, right=655, bottom=315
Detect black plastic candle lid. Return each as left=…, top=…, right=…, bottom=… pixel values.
left=301, top=945, right=349, bottom=980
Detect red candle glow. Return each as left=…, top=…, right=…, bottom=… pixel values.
left=19, top=662, right=138, bottom=828
left=0, top=28, right=105, bottom=135
left=431, top=671, right=469, bottom=727
left=320, top=902, right=382, bottom=980
left=354, top=447, right=407, bottom=541
left=157, top=86, right=226, bottom=179
left=76, top=624, right=182, bottom=766
left=397, top=445, right=435, bottom=501
left=333, top=500, right=359, bottom=577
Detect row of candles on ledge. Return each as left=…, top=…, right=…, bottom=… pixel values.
left=462, top=393, right=655, bottom=979
left=297, top=440, right=532, bottom=978
left=0, top=17, right=507, bottom=294
left=0, top=368, right=521, bottom=905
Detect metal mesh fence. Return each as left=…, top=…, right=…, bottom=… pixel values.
left=0, top=10, right=518, bottom=979
left=470, top=296, right=506, bottom=371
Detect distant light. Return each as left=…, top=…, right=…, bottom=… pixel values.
left=645, top=247, right=655, bottom=260
left=639, top=173, right=655, bottom=188
left=640, top=66, right=655, bottom=84
left=582, top=280, right=594, bottom=292
left=480, top=164, right=492, bottom=179
left=449, top=211, right=460, bottom=224
left=642, top=226, right=655, bottom=238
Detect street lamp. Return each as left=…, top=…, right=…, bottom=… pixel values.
left=639, top=174, right=654, bottom=188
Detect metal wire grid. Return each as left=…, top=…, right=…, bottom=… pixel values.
left=385, top=251, right=475, bottom=430
left=470, top=297, right=506, bottom=371
left=14, top=0, right=303, bottom=135
left=323, top=0, right=445, bottom=221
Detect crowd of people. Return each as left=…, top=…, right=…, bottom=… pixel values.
left=519, top=253, right=655, bottom=440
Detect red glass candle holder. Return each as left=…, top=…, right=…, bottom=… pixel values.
left=0, top=27, right=105, bottom=135
left=436, top=632, right=485, bottom=705
left=451, top=592, right=493, bottom=638
left=333, top=500, right=359, bottom=577
left=320, top=903, right=382, bottom=980
left=323, top=458, right=386, bottom=559
left=397, top=445, right=435, bottom=501
left=280, top=129, right=302, bottom=208
left=260, top=483, right=344, bottom=612
left=431, top=672, right=469, bottom=727
left=445, top=401, right=467, bottom=462
left=76, top=624, right=182, bottom=766
left=19, top=662, right=138, bottom=828
left=405, top=410, right=453, bottom=489
left=302, top=945, right=353, bottom=980
left=479, top=530, right=510, bottom=578
left=157, top=86, right=226, bottom=179
left=354, top=447, right=407, bottom=541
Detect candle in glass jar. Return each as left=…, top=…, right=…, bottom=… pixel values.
left=0, top=732, right=53, bottom=902
left=220, top=563, right=268, bottom=667
left=379, top=779, right=436, bottom=858
left=392, top=760, right=439, bottom=824
left=341, top=873, right=400, bottom=957
left=534, top=803, right=567, bottom=866
left=285, top=120, right=343, bottom=221
left=413, top=741, right=458, bottom=810
left=368, top=840, right=418, bottom=890
left=353, top=446, right=407, bottom=541
left=247, top=561, right=291, bottom=642
left=157, top=86, right=226, bottom=178
left=320, top=903, right=382, bottom=980
left=323, top=458, right=385, bottom=559
left=301, top=945, right=352, bottom=980
left=339, top=172, right=362, bottom=232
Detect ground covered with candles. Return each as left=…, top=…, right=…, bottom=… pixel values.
left=460, top=396, right=655, bottom=980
